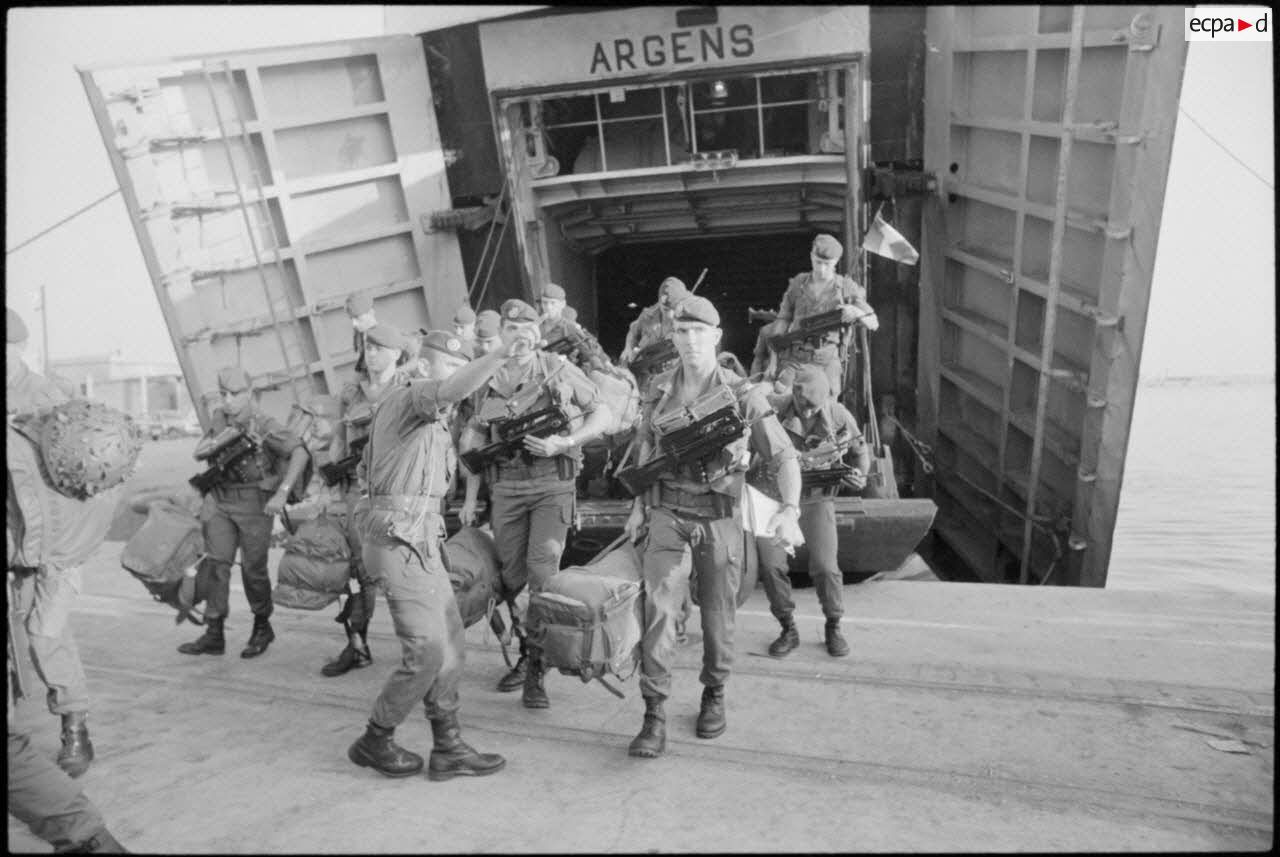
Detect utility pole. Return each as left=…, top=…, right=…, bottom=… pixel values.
left=39, top=284, right=51, bottom=375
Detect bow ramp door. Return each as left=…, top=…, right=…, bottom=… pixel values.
left=917, top=6, right=1187, bottom=585
left=79, top=36, right=468, bottom=422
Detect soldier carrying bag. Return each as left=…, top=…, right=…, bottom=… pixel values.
left=526, top=535, right=643, bottom=698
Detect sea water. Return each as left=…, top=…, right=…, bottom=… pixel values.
left=1107, top=378, right=1275, bottom=596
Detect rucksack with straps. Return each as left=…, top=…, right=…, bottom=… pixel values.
left=526, top=537, right=643, bottom=697
left=441, top=525, right=504, bottom=631
left=119, top=497, right=209, bottom=625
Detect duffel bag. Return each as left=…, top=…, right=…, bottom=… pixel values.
left=527, top=570, right=641, bottom=697
left=441, top=526, right=503, bottom=630
left=274, top=512, right=351, bottom=610
left=119, top=498, right=209, bottom=624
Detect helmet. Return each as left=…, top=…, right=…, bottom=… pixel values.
left=35, top=399, right=144, bottom=499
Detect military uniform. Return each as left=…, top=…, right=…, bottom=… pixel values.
left=622, top=277, right=689, bottom=395
left=6, top=308, right=110, bottom=778
left=628, top=296, right=798, bottom=756
left=346, top=363, right=506, bottom=781
left=773, top=234, right=876, bottom=393
left=753, top=366, right=868, bottom=657
left=178, top=367, right=304, bottom=659
left=461, top=299, right=605, bottom=707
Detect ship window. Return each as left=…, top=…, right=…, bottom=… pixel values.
left=524, top=66, right=850, bottom=178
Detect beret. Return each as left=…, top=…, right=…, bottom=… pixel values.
left=7, top=306, right=29, bottom=343
left=541, top=282, right=566, bottom=301
left=475, top=309, right=501, bottom=338
left=216, top=367, right=251, bottom=393
left=365, top=324, right=408, bottom=351
left=500, top=299, right=540, bottom=324
left=345, top=292, right=374, bottom=316
left=672, top=295, right=719, bottom=327
left=420, top=329, right=474, bottom=360
left=453, top=305, right=476, bottom=325
left=658, top=277, right=689, bottom=306
left=811, top=233, right=843, bottom=261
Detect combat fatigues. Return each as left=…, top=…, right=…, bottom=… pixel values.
left=7, top=361, right=115, bottom=777
left=635, top=364, right=796, bottom=701
left=198, top=404, right=303, bottom=622
left=465, top=351, right=600, bottom=609
left=753, top=395, right=866, bottom=625
left=356, top=377, right=464, bottom=726
left=773, top=271, right=873, bottom=392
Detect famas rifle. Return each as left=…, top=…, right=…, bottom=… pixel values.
left=459, top=406, right=571, bottom=475
left=614, top=387, right=748, bottom=497
left=627, top=338, right=678, bottom=379
left=189, top=427, right=259, bottom=494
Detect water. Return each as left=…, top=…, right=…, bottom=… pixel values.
left=1108, top=378, right=1275, bottom=596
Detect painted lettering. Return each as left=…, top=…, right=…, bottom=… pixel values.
left=730, top=24, right=754, bottom=58
left=671, top=29, right=693, bottom=63
left=615, top=38, right=637, bottom=70
left=642, top=34, right=666, bottom=66
left=590, top=41, right=611, bottom=74
left=699, top=27, right=725, bottom=60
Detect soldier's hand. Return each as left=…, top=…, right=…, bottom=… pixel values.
left=264, top=488, right=289, bottom=517
left=846, top=467, right=867, bottom=491
left=523, top=434, right=571, bottom=458
left=623, top=505, right=647, bottom=543
left=460, top=499, right=479, bottom=528
left=619, top=347, right=634, bottom=365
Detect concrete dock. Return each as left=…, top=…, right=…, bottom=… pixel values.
left=8, top=538, right=1273, bottom=853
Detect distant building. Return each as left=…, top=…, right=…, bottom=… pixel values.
left=48, top=350, right=190, bottom=418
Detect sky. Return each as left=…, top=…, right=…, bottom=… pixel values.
left=5, top=6, right=1275, bottom=378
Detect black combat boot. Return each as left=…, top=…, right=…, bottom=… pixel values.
left=57, top=712, right=94, bottom=778
left=521, top=651, right=550, bottom=709
left=627, top=696, right=667, bottom=758
left=178, top=617, right=225, bottom=655
left=496, top=638, right=528, bottom=693
left=695, top=685, right=726, bottom=739
left=321, top=635, right=372, bottom=677
left=240, top=615, right=275, bottom=659
left=825, top=618, right=850, bottom=657
left=426, top=711, right=507, bottom=781
left=347, top=720, right=424, bottom=778
left=768, top=617, right=799, bottom=657
left=66, top=828, right=128, bottom=853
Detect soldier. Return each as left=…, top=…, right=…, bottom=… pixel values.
left=6, top=307, right=107, bottom=777
left=452, top=305, right=477, bottom=344
left=772, top=234, right=879, bottom=393
left=622, top=296, right=802, bottom=758
left=346, top=292, right=378, bottom=376
left=755, top=365, right=869, bottom=658
left=474, top=310, right=502, bottom=356
left=458, top=299, right=612, bottom=709
left=620, top=276, right=689, bottom=368
left=345, top=333, right=515, bottom=781
left=539, top=282, right=612, bottom=375
left=177, top=367, right=308, bottom=659
left=321, top=325, right=415, bottom=677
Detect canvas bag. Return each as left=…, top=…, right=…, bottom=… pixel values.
left=441, top=526, right=503, bottom=630
left=274, top=512, right=351, bottom=610
left=119, top=498, right=209, bottom=624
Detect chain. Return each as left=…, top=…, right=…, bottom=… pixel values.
left=886, top=415, right=934, bottom=474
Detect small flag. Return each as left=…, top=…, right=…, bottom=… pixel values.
left=862, top=209, right=919, bottom=265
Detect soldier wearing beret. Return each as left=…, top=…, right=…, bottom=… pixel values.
left=452, top=306, right=477, bottom=344
left=345, top=292, right=378, bottom=377
left=772, top=234, right=879, bottom=393
left=345, top=328, right=516, bottom=781
left=622, top=296, right=802, bottom=758
left=7, top=306, right=109, bottom=778
left=458, top=299, right=612, bottom=709
left=474, top=310, right=502, bottom=356
left=321, top=324, right=416, bottom=677
left=538, top=283, right=613, bottom=376
left=178, top=366, right=309, bottom=660
left=620, top=277, right=690, bottom=392
left=753, top=365, right=870, bottom=659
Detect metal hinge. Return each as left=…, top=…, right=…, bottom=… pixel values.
left=866, top=161, right=938, bottom=200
